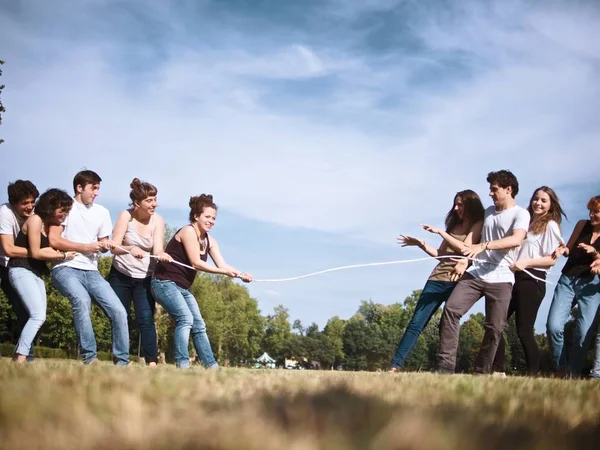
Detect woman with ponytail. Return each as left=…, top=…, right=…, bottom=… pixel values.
left=109, top=178, right=172, bottom=366
left=151, top=194, right=252, bottom=369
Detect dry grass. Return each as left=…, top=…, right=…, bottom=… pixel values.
left=0, top=359, right=599, bottom=450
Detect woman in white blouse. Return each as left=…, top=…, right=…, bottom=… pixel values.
left=490, top=186, right=566, bottom=376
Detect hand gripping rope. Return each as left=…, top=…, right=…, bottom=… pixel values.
left=112, top=246, right=551, bottom=284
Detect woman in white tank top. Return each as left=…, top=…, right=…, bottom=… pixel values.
left=108, top=178, right=172, bottom=366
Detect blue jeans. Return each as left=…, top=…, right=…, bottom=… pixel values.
left=592, top=326, right=600, bottom=379
left=151, top=279, right=217, bottom=369
left=546, top=273, right=600, bottom=376
left=0, top=265, right=34, bottom=360
left=109, top=267, right=158, bottom=363
left=52, top=266, right=130, bottom=365
left=391, top=280, right=456, bottom=369
left=8, top=267, right=46, bottom=357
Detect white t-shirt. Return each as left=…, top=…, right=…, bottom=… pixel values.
left=516, top=220, right=564, bottom=273
left=468, top=205, right=530, bottom=283
left=0, top=203, right=25, bottom=267
left=52, top=200, right=113, bottom=271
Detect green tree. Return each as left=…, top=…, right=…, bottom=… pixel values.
left=323, top=316, right=345, bottom=369
left=456, top=313, right=485, bottom=373
left=262, top=305, right=291, bottom=363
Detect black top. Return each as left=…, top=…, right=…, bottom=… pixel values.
left=562, top=221, right=600, bottom=277
left=8, top=230, right=50, bottom=277
left=153, top=226, right=209, bottom=290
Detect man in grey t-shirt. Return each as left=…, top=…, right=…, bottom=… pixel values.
left=436, top=170, right=530, bottom=374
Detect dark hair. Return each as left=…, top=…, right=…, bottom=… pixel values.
left=73, top=170, right=102, bottom=193
left=35, top=189, right=73, bottom=223
left=588, top=195, right=600, bottom=211
left=189, top=194, right=217, bottom=223
left=7, top=180, right=39, bottom=205
left=445, top=189, right=485, bottom=232
left=486, top=170, right=519, bottom=198
left=528, top=186, right=567, bottom=235
left=129, top=178, right=158, bottom=207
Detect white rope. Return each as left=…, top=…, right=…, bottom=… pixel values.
left=248, top=256, right=552, bottom=284
left=112, top=245, right=551, bottom=285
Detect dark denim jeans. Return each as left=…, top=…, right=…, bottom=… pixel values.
left=391, top=280, right=456, bottom=369
left=108, top=266, right=158, bottom=364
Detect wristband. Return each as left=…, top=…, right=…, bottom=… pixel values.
left=62, top=251, right=67, bottom=260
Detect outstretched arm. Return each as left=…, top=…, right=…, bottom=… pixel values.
left=208, top=236, right=252, bottom=282
left=48, top=225, right=103, bottom=253
left=179, top=227, right=238, bottom=277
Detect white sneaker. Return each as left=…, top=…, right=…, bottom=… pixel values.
left=491, top=371, right=507, bottom=378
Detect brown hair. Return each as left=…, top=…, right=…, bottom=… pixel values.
left=35, top=188, right=74, bottom=224
left=527, top=186, right=567, bottom=235
left=189, top=194, right=217, bottom=223
left=587, top=195, right=600, bottom=211
left=129, top=178, right=158, bottom=207
left=7, top=180, right=39, bottom=205
left=73, top=170, right=102, bottom=193
left=486, top=170, right=519, bottom=198
left=445, top=189, right=485, bottom=232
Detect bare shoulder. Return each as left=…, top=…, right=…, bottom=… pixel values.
left=116, top=210, right=132, bottom=222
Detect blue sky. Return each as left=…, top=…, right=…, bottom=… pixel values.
left=1, top=0, right=599, bottom=332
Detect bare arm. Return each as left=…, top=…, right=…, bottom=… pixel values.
left=397, top=234, right=440, bottom=257
left=553, top=220, right=586, bottom=259
left=179, top=227, right=235, bottom=276
left=151, top=215, right=172, bottom=262
left=26, top=216, right=69, bottom=260
left=423, top=220, right=483, bottom=252
left=48, top=225, right=102, bottom=253
left=511, top=255, right=557, bottom=271
left=109, top=211, right=133, bottom=256
left=208, top=236, right=252, bottom=282
left=486, top=229, right=527, bottom=251
left=463, top=228, right=527, bottom=258
left=0, top=234, right=29, bottom=258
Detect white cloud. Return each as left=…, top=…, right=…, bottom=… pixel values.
left=1, top=0, right=598, bottom=247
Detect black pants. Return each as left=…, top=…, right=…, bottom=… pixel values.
left=492, top=270, right=546, bottom=374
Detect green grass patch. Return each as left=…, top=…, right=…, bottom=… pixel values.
left=0, top=359, right=598, bottom=449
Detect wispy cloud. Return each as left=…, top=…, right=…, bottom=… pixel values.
left=1, top=0, right=598, bottom=329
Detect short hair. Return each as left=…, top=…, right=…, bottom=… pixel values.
left=189, top=194, right=217, bottom=223
left=35, top=188, right=74, bottom=223
left=486, top=170, right=519, bottom=198
left=72, top=170, right=102, bottom=193
left=129, top=178, right=158, bottom=206
left=587, top=195, right=600, bottom=211
left=7, top=180, right=39, bottom=205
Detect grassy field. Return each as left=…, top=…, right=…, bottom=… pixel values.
left=0, top=360, right=599, bottom=450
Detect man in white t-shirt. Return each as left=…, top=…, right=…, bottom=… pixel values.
left=0, top=180, right=39, bottom=360
left=436, top=170, right=530, bottom=374
left=48, top=170, right=129, bottom=366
